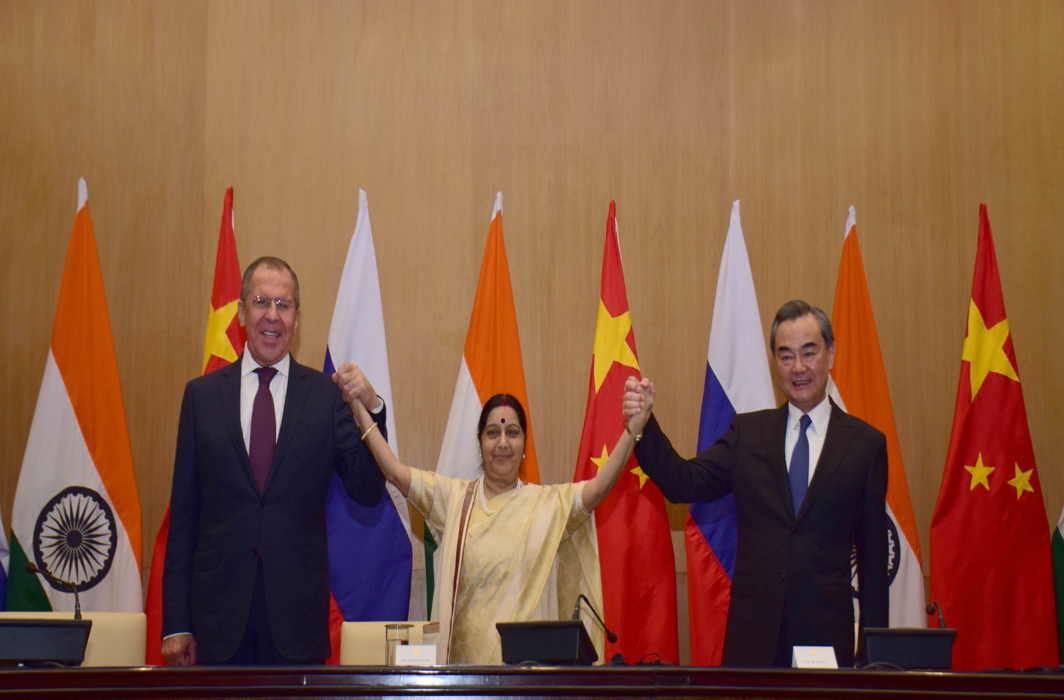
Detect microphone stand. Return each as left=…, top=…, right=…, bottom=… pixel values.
left=27, top=564, right=82, bottom=621
left=926, top=601, right=946, bottom=629
left=572, top=593, right=618, bottom=644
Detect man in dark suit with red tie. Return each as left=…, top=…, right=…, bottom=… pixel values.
left=623, top=300, right=888, bottom=668
left=162, top=256, right=386, bottom=665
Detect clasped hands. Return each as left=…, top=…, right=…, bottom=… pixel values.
left=623, top=376, right=655, bottom=436
left=332, top=363, right=380, bottom=412
left=333, top=365, right=653, bottom=433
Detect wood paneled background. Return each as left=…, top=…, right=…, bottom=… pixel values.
left=2, top=0, right=1062, bottom=652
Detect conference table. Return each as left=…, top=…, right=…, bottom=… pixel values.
left=2, top=664, right=1063, bottom=698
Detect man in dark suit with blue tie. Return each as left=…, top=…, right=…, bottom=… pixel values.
left=162, top=256, right=386, bottom=665
left=624, top=300, right=888, bottom=668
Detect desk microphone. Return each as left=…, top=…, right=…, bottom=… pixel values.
left=27, top=563, right=82, bottom=621
left=572, top=593, right=617, bottom=644
left=926, top=601, right=947, bottom=629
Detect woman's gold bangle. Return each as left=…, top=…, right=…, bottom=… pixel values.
left=361, top=422, right=379, bottom=441
left=624, top=422, right=642, bottom=443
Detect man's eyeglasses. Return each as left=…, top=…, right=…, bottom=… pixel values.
left=248, top=295, right=296, bottom=313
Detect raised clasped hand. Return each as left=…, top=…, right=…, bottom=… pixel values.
left=622, top=376, right=655, bottom=434
left=332, top=362, right=378, bottom=410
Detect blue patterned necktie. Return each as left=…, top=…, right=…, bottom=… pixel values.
left=789, top=414, right=811, bottom=515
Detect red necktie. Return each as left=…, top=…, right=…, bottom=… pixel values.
left=249, top=366, right=278, bottom=493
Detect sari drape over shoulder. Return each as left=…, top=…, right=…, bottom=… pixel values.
left=408, top=470, right=603, bottom=664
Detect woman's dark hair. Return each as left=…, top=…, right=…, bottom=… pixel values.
left=477, top=394, right=528, bottom=438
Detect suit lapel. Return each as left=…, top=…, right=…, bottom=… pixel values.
left=264, top=359, right=312, bottom=494
left=765, top=404, right=795, bottom=518
left=216, top=359, right=258, bottom=492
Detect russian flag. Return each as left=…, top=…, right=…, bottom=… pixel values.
left=685, top=201, right=774, bottom=665
left=324, top=189, right=413, bottom=630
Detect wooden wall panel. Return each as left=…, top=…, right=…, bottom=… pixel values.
left=1, top=0, right=1062, bottom=645
left=0, top=0, right=210, bottom=566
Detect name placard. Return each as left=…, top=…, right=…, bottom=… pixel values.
left=393, top=644, right=437, bottom=666
left=791, top=645, right=838, bottom=669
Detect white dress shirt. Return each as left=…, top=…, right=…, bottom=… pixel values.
left=783, top=395, right=833, bottom=486
left=240, top=352, right=290, bottom=452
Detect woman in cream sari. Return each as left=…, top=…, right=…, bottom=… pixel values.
left=345, top=390, right=637, bottom=665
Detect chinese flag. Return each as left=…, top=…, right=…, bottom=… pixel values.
left=145, top=187, right=245, bottom=664
left=929, top=204, right=1058, bottom=670
left=573, top=201, right=678, bottom=664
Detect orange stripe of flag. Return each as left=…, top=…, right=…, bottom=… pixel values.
left=831, top=226, right=921, bottom=563
left=50, top=201, right=142, bottom=567
left=463, top=208, right=540, bottom=484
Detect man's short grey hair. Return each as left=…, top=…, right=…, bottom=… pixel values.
left=241, top=256, right=301, bottom=310
left=769, top=299, right=833, bottom=352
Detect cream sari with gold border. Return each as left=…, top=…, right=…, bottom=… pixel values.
left=409, top=469, right=603, bottom=665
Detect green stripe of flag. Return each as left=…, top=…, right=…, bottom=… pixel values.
left=5, top=533, right=51, bottom=611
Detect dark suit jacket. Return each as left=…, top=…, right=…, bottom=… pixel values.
left=162, top=357, right=386, bottom=663
left=635, top=401, right=888, bottom=667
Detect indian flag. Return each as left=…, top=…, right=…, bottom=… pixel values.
left=829, top=206, right=925, bottom=627
left=6, top=178, right=143, bottom=612
left=435, top=192, right=540, bottom=484
left=426, top=192, right=539, bottom=612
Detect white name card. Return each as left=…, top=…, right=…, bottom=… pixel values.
left=393, top=644, right=437, bottom=666
left=792, top=645, right=838, bottom=669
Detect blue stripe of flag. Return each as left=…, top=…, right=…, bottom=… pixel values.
left=691, top=364, right=738, bottom=578
left=324, top=347, right=411, bottom=620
